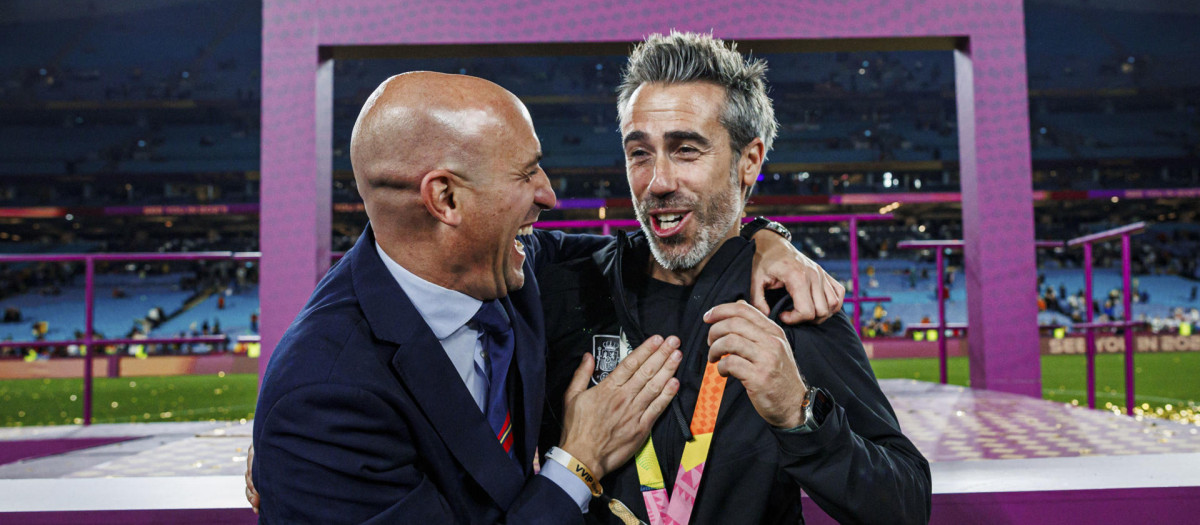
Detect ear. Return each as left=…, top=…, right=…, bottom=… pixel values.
left=738, top=137, right=766, bottom=188
left=419, top=169, right=462, bottom=226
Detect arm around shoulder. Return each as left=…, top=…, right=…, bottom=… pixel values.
left=526, top=229, right=610, bottom=272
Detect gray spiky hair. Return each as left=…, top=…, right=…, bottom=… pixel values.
left=618, top=31, right=778, bottom=157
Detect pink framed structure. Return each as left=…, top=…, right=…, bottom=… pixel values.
left=260, top=0, right=1040, bottom=396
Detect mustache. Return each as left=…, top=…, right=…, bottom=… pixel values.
left=636, top=193, right=697, bottom=213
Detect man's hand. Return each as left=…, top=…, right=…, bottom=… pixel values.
left=558, top=335, right=681, bottom=479
left=705, top=301, right=807, bottom=429
left=750, top=230, right=845, bottom=325
left=245, top=443, right=259, bottom=514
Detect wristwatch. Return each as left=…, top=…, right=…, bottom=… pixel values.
left=789, top=386, right=832, bottom=434
left=741, top=216, right=792, bottom=242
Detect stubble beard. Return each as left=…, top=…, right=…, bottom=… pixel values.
left=634, top=167, right=743, bottom=271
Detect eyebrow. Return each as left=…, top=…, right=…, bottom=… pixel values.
left=522, top=152, right=543, bottom=170
left=622, top=131, right=647, bottom=146
left=665, top=130, right=711, bottom=148
left=622, top=130, right=711, bottom=148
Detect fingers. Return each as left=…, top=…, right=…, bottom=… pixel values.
left=785, top=270, right=832, bottom=324
left=246, top=485, right=259, bottom=513
left=707, top=332, right=757, bottom=365
left=704, top=301, right=780, bottom=342
left=244, top=444, right=257, bottom=510
left=604, top=335, right=663, bottom=386
left=705, top=315, right=766, bottom=348
left=704, top=300, right=756, bottom=324
left=565, top=352, right=594, bottom=402
left=750, top=271, right=770, bottom=316
left=620, top=337, right=679, bottom=405
left=631, top=345, right=682, bottom=412
left=632, top=336, right=676, bottom=387
left=639, top=377, right=680, bottom=428
left=748, top=232, right=842, bottom=326
left=801, top=275, right=845, bottom=325
left=715, top=353, right=753, bottom=381
left=827, top=275, right=846, bottom=311
left=783, top=272, right=817, bottom=324
left=808, top=272, right=833, bottom=322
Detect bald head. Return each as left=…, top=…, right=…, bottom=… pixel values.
left=349, top=71, right=555, bottom=299
left=349, top=71, right=534, bottom=231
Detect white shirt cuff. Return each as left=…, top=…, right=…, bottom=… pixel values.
left=538, top=459, right=591, bottom=513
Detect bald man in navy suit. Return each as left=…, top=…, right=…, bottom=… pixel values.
left=251, top=72, right=686, bottom=524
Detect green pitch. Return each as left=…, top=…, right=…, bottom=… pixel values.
left=2, top=353, right=1198, bottom=427
left=0, top=373, right=258, bottom=426
left=870, top=352, right=1200, bottom=424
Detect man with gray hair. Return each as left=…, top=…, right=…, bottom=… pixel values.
left=538, top=31, right=931, bottom=524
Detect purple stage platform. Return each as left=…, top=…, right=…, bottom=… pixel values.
left=1, top=381, right=1198, bottom=524
left=805, top=381, right=1200, bottom=524
left=889, top=380, right=1200, bottom=462
left=0, top=437, right=136, bottom=467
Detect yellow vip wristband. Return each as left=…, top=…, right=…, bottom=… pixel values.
left=545, top=447, right=603, bottom=498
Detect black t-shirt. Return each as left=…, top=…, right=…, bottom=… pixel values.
left=634, top=276, right=692, bottom=342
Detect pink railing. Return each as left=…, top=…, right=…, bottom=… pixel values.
left=896, top=239, right=1063, bottom=384
left=1066, top=222, right=1147, bottom=415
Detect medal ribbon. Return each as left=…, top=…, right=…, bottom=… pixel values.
left=634, top=360, right=727, bottom=525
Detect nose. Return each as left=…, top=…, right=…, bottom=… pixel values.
left=534, top=169, right=557, bottom=211
left=648, top=156, right=678, bottom=198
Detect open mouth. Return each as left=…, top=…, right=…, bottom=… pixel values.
left=514, top=224, right=534, bottom=256
left=650, top=211, right=691, bottom=238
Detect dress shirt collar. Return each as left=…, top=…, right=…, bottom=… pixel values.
left=375, top=241, right=481, bottom=340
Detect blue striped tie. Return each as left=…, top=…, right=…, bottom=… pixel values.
left=472, top=300, right=515, bottom=460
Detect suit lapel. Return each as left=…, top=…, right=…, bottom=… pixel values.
left=351, top=225, right=525, bottom=509
left=390, top=336, right=526, bottom=507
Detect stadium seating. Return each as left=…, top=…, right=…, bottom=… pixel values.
left=150, top=284, right=259, bottom=339
left=0, top=273, right=193, bottom=343
left=4, top=1, right=1197, bottom=196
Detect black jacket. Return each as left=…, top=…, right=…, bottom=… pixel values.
left=538, top=230, right=931, bottom=524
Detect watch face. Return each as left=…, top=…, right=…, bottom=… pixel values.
left=810, top=388, right=833, bottom=425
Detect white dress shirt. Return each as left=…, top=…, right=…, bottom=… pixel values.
left=375, top=242, right=590, bottom=511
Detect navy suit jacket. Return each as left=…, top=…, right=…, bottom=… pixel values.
left=253, top=226, right=596, bottom=524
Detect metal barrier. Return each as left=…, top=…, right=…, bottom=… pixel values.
left=897, top=239, right=1062, bottom=384
left=1067, top=222, right=1148, bottom=415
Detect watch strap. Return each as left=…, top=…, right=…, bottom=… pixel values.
left=741, top=216, right=792, bottom=242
